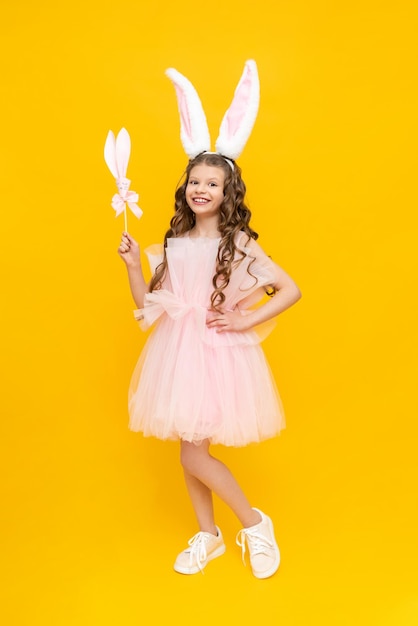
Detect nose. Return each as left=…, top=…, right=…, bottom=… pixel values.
left=196, top=181, right=207, bottom=194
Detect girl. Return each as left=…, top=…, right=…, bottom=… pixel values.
left=118, top=152, right=301, bottom=578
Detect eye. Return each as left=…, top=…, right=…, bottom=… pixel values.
left=209, top=182, right=218, bottom=187
left=189, top=180, right=198, bottom=185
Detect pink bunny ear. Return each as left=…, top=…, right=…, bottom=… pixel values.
left=115, top=127, right=131, bottom=178
left=104, top=128, right=131, bottom=178
left=215, top=60, right=260, bottom=160
left=104, top=130, right=118, bottom=178
left=166, top=68, right=211, bottom=159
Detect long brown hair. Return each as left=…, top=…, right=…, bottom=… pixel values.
left=149, top=152, right=259, bottom=311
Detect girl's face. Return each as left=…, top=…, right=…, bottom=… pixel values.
left=185, top=164, right=225, bottom=219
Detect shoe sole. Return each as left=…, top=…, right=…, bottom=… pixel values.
left=174, top=543, right=226, bottom=575
left=251, top=516, right=281, bottom=580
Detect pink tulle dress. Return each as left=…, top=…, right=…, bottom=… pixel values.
left=128, top=231, right=285, bottom=447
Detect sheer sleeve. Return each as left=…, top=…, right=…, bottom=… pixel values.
left=144, top=243, right=164, bottom=275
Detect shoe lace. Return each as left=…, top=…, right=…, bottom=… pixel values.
left=187, top=532, right=210, bottom=574
left=236, top=528, right=274, bottom=566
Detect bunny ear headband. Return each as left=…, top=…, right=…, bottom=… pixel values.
left=165, top=59, right=260, bottom=167
left=104, top=127, right=142, bottom=231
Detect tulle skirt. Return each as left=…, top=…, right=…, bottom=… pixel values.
left=128, top=311, right=285, bottom=447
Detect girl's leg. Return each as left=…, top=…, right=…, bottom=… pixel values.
left=180, top=439, right=261, bottom=529
left=178, top=440, right=280, bottom=580
left=182, top=471, right=217, bottom=534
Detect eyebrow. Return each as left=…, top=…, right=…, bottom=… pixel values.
left=189, top=176, right=223, bottom=183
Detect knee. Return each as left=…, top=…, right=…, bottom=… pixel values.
left=180, top=440, right=209, bottom=475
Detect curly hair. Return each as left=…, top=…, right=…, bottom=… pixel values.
left=149, top=152, right=260, bottom=311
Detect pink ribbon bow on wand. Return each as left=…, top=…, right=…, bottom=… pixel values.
left=104, top=128, right=143, bottom=232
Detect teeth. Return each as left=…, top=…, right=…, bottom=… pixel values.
left=194, top=198, right=208, bottom=204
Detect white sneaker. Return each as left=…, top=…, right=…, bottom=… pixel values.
left=236, top=508, right=280, bottom=579
left=174, top=526, right=226, bottom=574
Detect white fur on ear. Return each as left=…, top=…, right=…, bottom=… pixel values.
left=215, top=60, right=260, bottom=160
left=165, top=68, right=211, bottom=159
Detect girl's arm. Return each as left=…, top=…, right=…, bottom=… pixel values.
left=118, top=232, right=149, bottom=309
left=207, top=238, right=301, bottom=333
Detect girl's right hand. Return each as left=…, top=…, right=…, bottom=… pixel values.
left=118, top=232, right=140, bottom=267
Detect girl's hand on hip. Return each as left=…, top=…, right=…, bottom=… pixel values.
left=118, top=232, right=140, bottom=267
left=206, top=309, right=249, bottom=333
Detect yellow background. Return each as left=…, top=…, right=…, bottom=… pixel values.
left=1, top=1, right=417, bottom=624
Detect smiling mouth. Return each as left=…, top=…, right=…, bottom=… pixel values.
left=193, top=198, right=209, bottom=204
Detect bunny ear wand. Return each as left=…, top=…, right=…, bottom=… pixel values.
left=104, top=127, right=142, bottom=232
